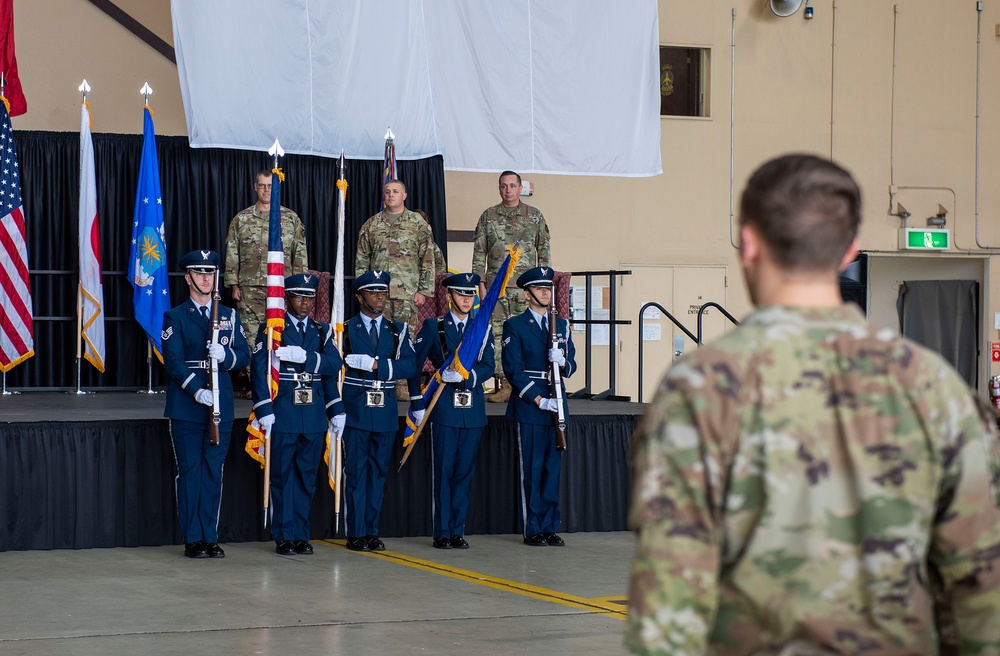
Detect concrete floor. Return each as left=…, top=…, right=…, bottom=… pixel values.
left=1, top=532, right=634, bottom=656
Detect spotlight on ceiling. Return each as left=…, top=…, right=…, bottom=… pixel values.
left=770, top=0, right=804, bottom=17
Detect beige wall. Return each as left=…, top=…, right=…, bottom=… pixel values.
left=15, top=0, right=184, bottom=134
left=17, top=0, right=1000, bottom=395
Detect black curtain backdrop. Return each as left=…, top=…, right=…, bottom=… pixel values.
left=0, top=414, right=636, bottom=550
left=9, top=131, right=448, bottom=390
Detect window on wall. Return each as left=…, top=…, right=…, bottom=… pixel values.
left=660, top=46, right=710, bottom=118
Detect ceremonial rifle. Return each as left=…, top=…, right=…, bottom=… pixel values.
left=549, top=295, right=567, bottom=452
left=207, top=268, right=222, bottom=446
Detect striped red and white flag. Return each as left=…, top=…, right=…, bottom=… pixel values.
left=245, top=167, right=286, bottom=465
left=0, top=96, right=33, bottom=372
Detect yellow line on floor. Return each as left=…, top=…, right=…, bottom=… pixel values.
left=320, top=539, right=627, bottom=620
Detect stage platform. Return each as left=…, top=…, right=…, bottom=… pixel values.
left=0, top=393, right=643, bottom=551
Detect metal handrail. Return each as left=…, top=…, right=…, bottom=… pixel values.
left=637, top=301, right=740, bottom=403
left=637, top=302, right=696, bottom=404
left=696, top=302, right=740, bottom=345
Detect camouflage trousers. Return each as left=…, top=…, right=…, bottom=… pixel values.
left=385, top=298, right=420, bottom=340
left=235, top=284, right=267, bottom=345
left=490, top=289, right=528, bottom=371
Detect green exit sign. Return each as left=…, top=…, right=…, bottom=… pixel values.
left=898, top=228, right=950, bottom=251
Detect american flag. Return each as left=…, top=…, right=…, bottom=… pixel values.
left=245, top=168, right=286, bottom=465
left=0, top=97, right=33, bottom=372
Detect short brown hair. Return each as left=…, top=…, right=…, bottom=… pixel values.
left=499, top=170, right=521, bottom=185
left=739, top=154, right=861, bottom=272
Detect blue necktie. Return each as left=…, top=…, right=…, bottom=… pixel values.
left=369, top=319, right=379, bottom=347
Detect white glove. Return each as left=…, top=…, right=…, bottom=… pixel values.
left=345, top=353, right=376, bottom=371
left=275, top=345, right=307, bottom=363
left=258, top=414, right=276, bottom=432
left=441, top=368, right=463, bottom=383
left=194, top=388, right=214, bottom=406
left=208, top=343, right=225, bottom=361
left=329, top=413, right=346, bottom=435
left=411, top=409, right=426, bottom=425
left=538, top=398, right=560, bottom=413
left=548, top=347, right=566, bottom=366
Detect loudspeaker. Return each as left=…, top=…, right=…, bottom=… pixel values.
left=770, top=0, right=804, bottom=17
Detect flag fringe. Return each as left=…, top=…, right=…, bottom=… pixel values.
left=0, top=349, right=34, bottom=373
left=83, top=352, right=106, bottom=374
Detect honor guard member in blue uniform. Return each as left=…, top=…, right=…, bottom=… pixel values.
left=162, top=250, right=251, bottom=559
left=408, top=273, right=495, bottom=549
left=501, top=266, right=576, bottom=547
left=342, top=270, right=419, bottom=551
left=250, top=273, right=346, bottom=556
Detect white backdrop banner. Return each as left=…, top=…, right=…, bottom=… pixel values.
left=171, top=0, right=661, bottom=177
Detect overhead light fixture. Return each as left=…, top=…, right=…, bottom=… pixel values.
left=895, top=202, right=911, bottom=224
left=770, top=0, right=804, bottom=17
left=927, top=204, right=948, bottom=227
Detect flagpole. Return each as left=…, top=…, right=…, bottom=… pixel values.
left=72, top=80, right=95, bottom=396
left=333, top=151, right=348, bottom=535
left=398, top=381, right=446, bottom=472
left=132, top=82, right=164, bottom=395
left=263, top=328, right=274, bottom=527
left=135, top=342, right=154, bottom=394
left=261, top=139, right=285, bottom=528
left=1, top=371, right=16, bottom=394
left=71, top=284, right=88, bottom=395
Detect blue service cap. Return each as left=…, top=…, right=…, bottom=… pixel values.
left=179, top=250, right=220, bottom=273
left=516, top=266, right=555, bottom=289
left=352, top=270, right=391, bottom=294
left=285, top=273, right=318, bottom=297
left=443, top=272, right=480, bottom=296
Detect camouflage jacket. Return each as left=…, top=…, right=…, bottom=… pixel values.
left=355, top=209, right=436, bottom=299
left=626, top=305, right=1000, bottom=656
left=224, top=205, right=308, bottom=287
left=472, top=202, right=550, bottom=286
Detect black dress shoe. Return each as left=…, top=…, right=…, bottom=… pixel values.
left=544, top=533, right=565, bottom=547
left=523, top=534, right=547, bottom=547
left=275, top=540, right=294, bottom=555
left=205, top=542, right=226, bottom=558
left=366, top=535, right=386, bottom=551
left=345, top=537, right=370, bottom=551
left=433, top=537, right=452, bottom=549
left=450, top=536, right=470, bottom=549
left=184, top=542, right=208, bottom=558
left=293, top=540, right=314, bottom=555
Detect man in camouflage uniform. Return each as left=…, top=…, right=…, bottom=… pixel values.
left=627, top=154, right=1000, bottom=655
left=472, top=170, right=551, bottom=403
left=355, top=179, right=436, bottom=401
left=224, top=169, right=309, bottom=341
